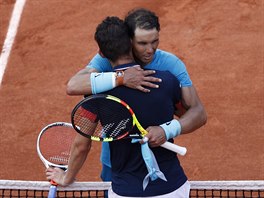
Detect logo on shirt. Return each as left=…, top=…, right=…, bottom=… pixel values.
left=166, top=121, right=171, bottom=125
left=94, top=73, right=102, bottom=78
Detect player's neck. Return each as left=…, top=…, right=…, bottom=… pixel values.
left=111, top=55, right=135, bottom=68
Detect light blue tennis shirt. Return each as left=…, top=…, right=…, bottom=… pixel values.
left=87, top=49, right=192, bottom=167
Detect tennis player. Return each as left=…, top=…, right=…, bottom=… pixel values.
left=66, top=8, right=206, bottom=186
left=47, top=16, right=190, bottom=197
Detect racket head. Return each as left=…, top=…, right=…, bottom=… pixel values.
left=37, top=122, right=76, bottom=169
left=71, top=94, right=138, bottom=142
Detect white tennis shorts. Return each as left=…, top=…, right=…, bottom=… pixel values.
left=108, top=180, right=190, bottom=198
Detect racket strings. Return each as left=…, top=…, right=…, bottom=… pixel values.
left=73, top=97, right=133, bottom=140
left=39, top=126, right=75, bottom=165
left=107, top=118, right=131, bottom=137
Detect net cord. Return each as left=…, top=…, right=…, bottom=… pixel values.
left=0, top=180, right=263, bottom=191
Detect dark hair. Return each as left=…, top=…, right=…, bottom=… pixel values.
left=124, top=8, right=160, bottom=38
left=94, top=16, right=131, bottom=62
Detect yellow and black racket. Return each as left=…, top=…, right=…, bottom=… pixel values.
left=71, top=94, right=187, bottom=156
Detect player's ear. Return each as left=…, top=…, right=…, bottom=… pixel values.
left=98, top=50, right=105, bottom=58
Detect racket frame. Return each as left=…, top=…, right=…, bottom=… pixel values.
left=107, top=95, right=187, bottom=155
left=37, top=122, right=75, bottom=198
left=37, top=122, right=74, bottom=170
left=71, top=94, right=187, bottom=156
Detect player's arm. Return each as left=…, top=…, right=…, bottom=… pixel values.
left=160, top=56, right=207, bottom=135
left=67, top=66, right=161, bottom=96
left=145, top=83, right=206, bottom=147
left=145, top=89, right=206, bottom=147
left=46, top=134, right=92, bottom=186
left=178, top=85, right=207, bottom=134
left=66, top=67, right=97, bottom=95
left=67, top=53, right=162, bottom=96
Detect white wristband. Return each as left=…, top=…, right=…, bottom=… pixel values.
left=90, top=72, right=116, bottom=94
left=160, top=119, right=181, bottom=140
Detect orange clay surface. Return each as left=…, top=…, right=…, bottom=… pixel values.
left=0, top=0, right=263, bottom=182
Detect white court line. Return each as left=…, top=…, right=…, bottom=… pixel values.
left=0, top=0, right=26, bottom=85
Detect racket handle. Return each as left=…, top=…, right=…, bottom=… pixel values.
left=161, top=142, right=187, bottom=156
left=48, top=181, right=57, bottom=198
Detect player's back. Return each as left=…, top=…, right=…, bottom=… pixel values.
left=105, top=69, right=187, bottom=197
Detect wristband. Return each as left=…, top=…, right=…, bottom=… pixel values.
left=90, top=72, right=116, bottom=94
left=160, top=119, right=181, bottom=140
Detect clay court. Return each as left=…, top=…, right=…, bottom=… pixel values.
left=0, top=0, right=263, bottom=183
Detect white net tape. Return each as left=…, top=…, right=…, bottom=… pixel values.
left=0, top=180, right=263, bottom=190
left=0, top=180, right=263, bottom=198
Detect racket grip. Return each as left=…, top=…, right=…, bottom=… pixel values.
left=48, top=181, right=57, bottom=198
left=161, top=142, right=187, bottom=156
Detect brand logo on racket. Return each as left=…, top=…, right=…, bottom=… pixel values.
left=103, top=118, right=130, bottom=137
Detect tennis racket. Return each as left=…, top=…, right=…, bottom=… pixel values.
left=71, top=94, right=187, bottom=156
left=37, top=122, right=76, bottom=198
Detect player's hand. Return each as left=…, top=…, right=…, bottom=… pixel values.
left=46, top=167, right=72, bottom=187
left=142, top=126, right=167, bottom=147
left=123, top=65, right=161, bottom=92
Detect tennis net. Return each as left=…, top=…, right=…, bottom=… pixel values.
left=0, top=180, right=263, bottom=198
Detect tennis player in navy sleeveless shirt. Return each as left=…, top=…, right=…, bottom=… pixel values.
left=104, top=63, right=187, bottom=197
